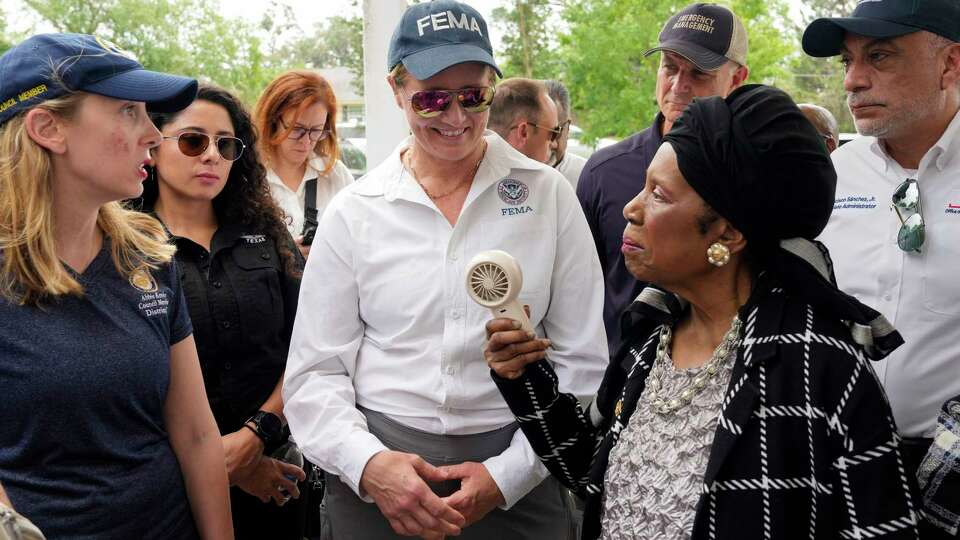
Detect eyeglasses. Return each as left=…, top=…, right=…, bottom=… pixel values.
left=161, top=132, right=245, bottom=162
left=528, top=122, right=564, bottom=142
left=559, top=119, right=572, bottom=134
left=407, top=87, right=496, bottom=118
left=892, top=178, right=925, bottom=253
left=280, top=120, right=330, bottom=142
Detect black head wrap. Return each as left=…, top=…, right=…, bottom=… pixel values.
left=663, top=84, right=902, bottom=359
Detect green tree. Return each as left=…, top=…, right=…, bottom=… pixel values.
left=0, top=9, right=11, bottom=56
left=790, top=0, right=858, bottom=133
left=492, top=0, right=562, bottom=79
left=278, top=14, right=364, bottom=94
left=558, top=0, right=797, bottom=142
left=23, top=0, right=284, bottom=104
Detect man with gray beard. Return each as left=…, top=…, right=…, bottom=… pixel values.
left=803, top=1, right=960, bottom=537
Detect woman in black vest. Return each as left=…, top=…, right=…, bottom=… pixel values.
left=137, top=84, right=307, bottom=540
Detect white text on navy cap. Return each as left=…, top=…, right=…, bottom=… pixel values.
left=416, top=10, right=483, bottom=37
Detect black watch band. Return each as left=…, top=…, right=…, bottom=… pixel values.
left=245, top=411, right=282, bottom=448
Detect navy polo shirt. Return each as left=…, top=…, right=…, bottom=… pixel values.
left=0, top=240, right=199, bottom=539
left=576, top=114, right=664, bottom=354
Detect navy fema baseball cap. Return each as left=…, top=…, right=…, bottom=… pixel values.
left=803, top=0, right=960, bottom=57
left=388, top=0, right=502, bottom=80
left=644, top=3, right=749, bottom=71
left=0, top=33, right=197, bottom=127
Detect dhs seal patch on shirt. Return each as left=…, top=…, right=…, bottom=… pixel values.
left=497, top=179, right=529, bottom=205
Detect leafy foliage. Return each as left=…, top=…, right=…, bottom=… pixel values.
left=789, top=0, right=859, bottom=132
left=491, top=0, right=798, bottom=142
left=492, top=0, right=563, bottom=79
left=277, top=14, right=364, bottom=94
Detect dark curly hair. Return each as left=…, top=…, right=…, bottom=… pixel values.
left=136, top=84, right=300, bottom=277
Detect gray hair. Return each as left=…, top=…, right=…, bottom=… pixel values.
left=797, top=103, right=839, bottom=143
left=544, top=79, right=570, bottom=121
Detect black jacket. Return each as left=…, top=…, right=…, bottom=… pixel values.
left=170, top=223, right=303, bottom=435
left=494, top=279, right=920, bottom=539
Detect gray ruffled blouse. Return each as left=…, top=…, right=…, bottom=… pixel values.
left=600, top=346, right=737, bottom=540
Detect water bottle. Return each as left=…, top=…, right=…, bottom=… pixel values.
left=270, top=439, right=304, bottom=500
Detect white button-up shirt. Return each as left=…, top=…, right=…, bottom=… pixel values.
left=266, top=156, right=354, bottom=238
left=555, top=151, right=587, bottom=189
left=283, top=132, right=608, bottom=507
left=819, top=110, right=960, bottom=437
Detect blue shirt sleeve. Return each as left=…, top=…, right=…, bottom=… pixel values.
left=165, top=258, right=193, bottom=345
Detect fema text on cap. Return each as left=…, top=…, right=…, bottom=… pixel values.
left=417, top=10, right=483, bottom=37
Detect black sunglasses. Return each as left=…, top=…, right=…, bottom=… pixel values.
left=892, top=178, right=924, bottom=253
left=527, top=122, right=564, bottom=142
left=161, top=132, right=245, bottom=162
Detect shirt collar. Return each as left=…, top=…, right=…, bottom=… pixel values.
left=369, top=130, right=541, bottom=204
left=869, top=108, right=960, bottom=175
left=265, top=156, right=325, bottom=194
left=931, top=108, right=960, bottom=171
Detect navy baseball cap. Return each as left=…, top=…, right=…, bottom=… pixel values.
left=644, top=3, right=749, bottom=71
left=0, top=33, right=198, bottom=127
left=803, top=0, right=960, bottom=57
left=388, top=0, right=502, bottom=80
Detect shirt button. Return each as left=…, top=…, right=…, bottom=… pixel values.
left=452, top=310, right=461, bottom=320
left=221, top=321, right=231, bottom=329
left=449, top=252, right=459, bottom=261
left=224, top=362, right=232, bottom=370
left=445, top=365, right=455, bottom=375
left=213, top=281, right=222, bottom=288
left=884, top=294, right=892, bottom=301
left=260, top=253, right=271, bottom=260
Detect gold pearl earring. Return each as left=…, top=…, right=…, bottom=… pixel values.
left=706, top=242, right=730, bottom=267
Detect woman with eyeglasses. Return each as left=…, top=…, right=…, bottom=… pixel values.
left=253, top=70, right=353, bottom=260
left=0, top=35, right=232, bottom=539
left=282, top=2, right=607, bottom=539
left=134, top=84, right=308, bottom=540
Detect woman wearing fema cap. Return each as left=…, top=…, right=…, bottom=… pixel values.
left=0, top=34, right=232, bottom=539
left=283, top=1, right=607, bottom=539
left=485, top=85, right=920, bottom=539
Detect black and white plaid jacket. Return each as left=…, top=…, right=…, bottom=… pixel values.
left=494, top=281, right=920, bottom=539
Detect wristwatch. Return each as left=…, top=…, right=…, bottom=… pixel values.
left=245, top=411, right=282, bottom=448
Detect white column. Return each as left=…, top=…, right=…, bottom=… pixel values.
left=363, top=0, right=410, bottom=168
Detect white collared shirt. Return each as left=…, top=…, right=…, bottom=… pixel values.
left=819, top=110, right=960, bottom=437
left=266, top=156, right=354, bottom=238
left=555, top=151, right=588, bottom=189
left=283, top=132, right=608, bottom=507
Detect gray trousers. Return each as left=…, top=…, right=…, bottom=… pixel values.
left=321, top=408, right=576, bottom=540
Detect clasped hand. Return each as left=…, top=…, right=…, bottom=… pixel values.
left=360, top=450, right=507, bottom=538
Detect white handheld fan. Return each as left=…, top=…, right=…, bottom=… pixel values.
left=465, top=250, right=534, bottom=333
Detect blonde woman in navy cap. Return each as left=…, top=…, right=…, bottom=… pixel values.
left=0, top=34, right=232, bottom=539
left=283, top=1, right=607, bottom=539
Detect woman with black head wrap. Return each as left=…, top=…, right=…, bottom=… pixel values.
left=483, top=85, right=920, bottom=539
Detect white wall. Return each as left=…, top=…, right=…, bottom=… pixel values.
left=362, top=0, right=410, bottom=169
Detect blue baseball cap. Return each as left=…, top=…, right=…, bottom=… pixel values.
left=388, top=0, right=501, bottom=80
left=0, top=33, right=198, bottom=127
